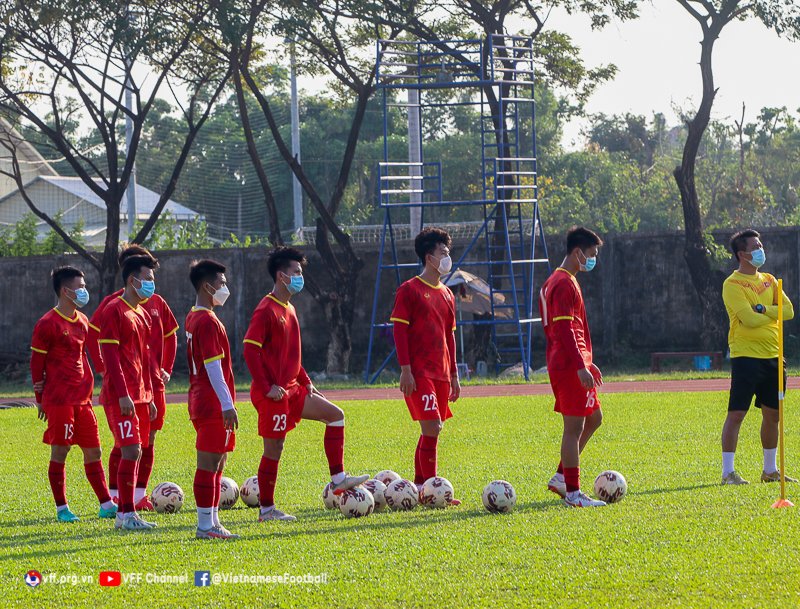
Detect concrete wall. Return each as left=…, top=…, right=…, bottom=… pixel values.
left=2, top=227, right=799, bottom=374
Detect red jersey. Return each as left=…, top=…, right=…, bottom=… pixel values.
left=390, top=276, right=457, bottom=382
left=30, top=308, right=94, bottom=407
left=98, top=296, right=153, bottom=405
left=87, top=288, right=124, bottom=373
left=243, top=294, right=310, bottom=399
left=538, top=267, right=593, bottom=371
left=185, top=307, right=235, bottom=420
left=142, top=294, right=179, bottom=392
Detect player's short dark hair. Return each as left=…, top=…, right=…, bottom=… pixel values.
left=729, top=229, right=760, bottom=262
left=414, top=228, right=452, bottom=263
left=121, top=255, right=158, bottom=285
left=51, top=266, right=84, bottom=296
left=267, top=246, right=306, bottom=281
left=566, top=226, right=603, bottom=254
left=189, top=259, right=227, bottom=292
left=118, top=244, right=156, bottom=268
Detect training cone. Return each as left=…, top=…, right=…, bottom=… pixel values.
left=771, top=498, right=794, bottom=509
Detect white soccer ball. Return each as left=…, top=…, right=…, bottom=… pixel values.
left=420, top=476, right=455, bottom=509
left=374, top=469, right=401, bottom=487
left=593, top=470, right=628, bottom=503
left=338, top=487, right=375, bottom=518
left=385, top=478, right=419, bottom=511
left=219, top=476, right=239, bottom=510
left=151, top=482, right=184, bottom=514
left=322, top=482, right=340, bottom=510
left=362, top=479, right=388, bottom=511
left=482, top=480, right=517, bottom=513
left=240, top=476, right=260, bottom=508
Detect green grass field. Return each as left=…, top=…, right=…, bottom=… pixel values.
left=2, top=392, right=800, bottom=607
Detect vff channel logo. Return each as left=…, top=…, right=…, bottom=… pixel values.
left=194, top=571, right=211, bottom=587
left=25, top=571, right=42, bottom=588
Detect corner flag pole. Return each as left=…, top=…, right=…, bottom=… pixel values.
left=771, top=278, right=793, bottom=508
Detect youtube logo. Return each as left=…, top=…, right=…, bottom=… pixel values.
left=99, top=571, right=121, bottom=587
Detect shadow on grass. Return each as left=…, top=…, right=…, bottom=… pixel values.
left=632, top=482, right=719, bottom=496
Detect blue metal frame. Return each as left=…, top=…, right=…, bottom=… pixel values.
left=365, top=34, right=552, bottom=384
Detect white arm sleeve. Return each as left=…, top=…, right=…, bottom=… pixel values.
left=205, top=359, right=235, bottom=412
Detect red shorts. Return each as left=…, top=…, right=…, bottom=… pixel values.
left=42, top=404, right=101, bottom=447
left=151, top=389, right=166, bottom=431
left=193, top=417, right=236, bottom=453
left=254, top=385, right=308, bottom=439
left=549, top=369, right=601, bottom=417
left=405, top=377, right=453, bottom=422
left=103, top=402, right=151, bottom=448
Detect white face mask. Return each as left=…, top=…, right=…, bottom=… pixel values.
left=431, top=254, right=452, bottom=274
left=207, top=284, right=230, bottom=306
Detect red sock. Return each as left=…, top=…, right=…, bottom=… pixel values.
left=108, top=446, right=122, bottom=491
left=136, top=445, right=154, bottom=491
left=258, top=456, right=280, bottom=508
left=117, top=458, right=139, bottom=514
left=419, top=435, right=439, bottom=481
left=557, top=461, right=564, bottom=475
left=48, top=460, right=67, bottom=507
left=414, top=437, right=424, bottom=485
left=84, top=459, right=111, bottom=504
left=323, top=424, right=345, bottom=476
left=213, top=470, right=222, bottom=509
left=564, top=466, right=580, bottom=493
left=193, top=469, right=216, bottom=509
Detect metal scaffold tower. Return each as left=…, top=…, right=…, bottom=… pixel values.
left=365, top=34, right=551, bottom=383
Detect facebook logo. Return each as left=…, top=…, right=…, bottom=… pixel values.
left=194, top=571, right=211, bottom=587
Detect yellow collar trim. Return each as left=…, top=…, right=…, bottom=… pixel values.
left=556, top=267, right=575, bottom=277
left=267, top=293, right=289, bottom=308
left=118, top=295, right=139, bottom=311
left=52, top=307, right=79, bottom=323
left=415, top=276, right=442, bottom=289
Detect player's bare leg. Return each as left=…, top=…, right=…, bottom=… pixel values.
left=560, top=415, right=605, bottom=507
left=258, top=437, right=295, bottom=521
left=78, top=445, right=116, bottom=519
left=302, top=393, right=369, bottom=495
left=759, top=405, right=796, bottom=483
left=721, top=410, right=749, bottom=484
left=134, top=429, right=158, bottom=512
left=48, top=444, right=80, bottom=522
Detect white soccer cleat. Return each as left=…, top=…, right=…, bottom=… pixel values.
left=122, top=512, right=156, bottom=531
left=547, top=475, right=567, bottom=498
left=331, top=474, right=370, bottom=496
left=722, top=471, right=750, bottom=485
left=196, top=525, right=240, bottom=540
left=564, top=491, right=606, bottom=508
left=132, top=512, right=157, bottom=528
left=258, top=507, right=297, bottom=522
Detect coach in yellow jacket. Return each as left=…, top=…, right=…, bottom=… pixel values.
left=720, top=229, right=795, bottom=485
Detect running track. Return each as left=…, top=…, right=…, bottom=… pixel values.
left=3, top=377, right=800, bottom=406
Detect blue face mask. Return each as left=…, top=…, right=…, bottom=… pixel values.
left=282, top=272, right=304, bottom=294
left=68, top=287, right=90, bottom=308
left=578, top=250, right=596, bottom=272
left=133, top=277, right=155, bottom=299
left=749, top=248, right=766, bottom=268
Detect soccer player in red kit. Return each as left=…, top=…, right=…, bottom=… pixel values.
left=391, top=228, right=461, bottom=503
left=87, top=245, right=177, bottom=510
left=539, top=226, right=605, bottom=508
left=185, top=260, right=239, bottom=540
left=244, top=246, right=368, bottom=522
left=99, top=255, right=159, bottom=530
left=31, top=267, right=117, bottom=522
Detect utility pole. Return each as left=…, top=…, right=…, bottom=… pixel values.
left=124, top=15, right=137, bottom=239
left=290, top=39, right=302, bottom=234
left=408, top=87, right=422, bottom=234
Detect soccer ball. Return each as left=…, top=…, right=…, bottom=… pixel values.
left=362, top=479, right=388, bottom=511
left=385, top=479, right=419, bottom=511
left=240, top=476, right=260, bottom=508
left=219, top=477, right=239, bottom=510
left=374, top=469, right=401, bottom=487
left=322, top=482, right=340, bottom=510
left=482, top=480, right=517, bottom=513
left=594, top=470, right=628, bottom=503
left=420, top=476, right=455, bottom=509
left=151, top=482, right=184, bottom=514
left=338, top=487, right=375, bottom=518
